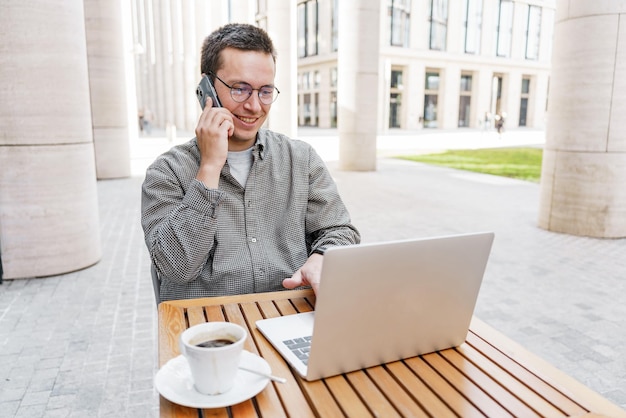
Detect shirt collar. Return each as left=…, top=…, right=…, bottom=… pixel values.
left=254, top=129, right=267, bottom=160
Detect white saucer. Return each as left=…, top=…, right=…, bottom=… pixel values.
left=155, top=350, right=271, bottom=409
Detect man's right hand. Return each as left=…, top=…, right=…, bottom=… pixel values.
left=195, top=97, right=235, bottom=188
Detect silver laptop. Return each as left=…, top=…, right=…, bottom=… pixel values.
left=256, top=232, right=495, bottom=381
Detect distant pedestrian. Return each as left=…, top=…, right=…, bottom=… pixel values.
left=495, top=113, right=505, bottom=134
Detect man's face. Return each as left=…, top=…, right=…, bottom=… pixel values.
left=214, top=48, right=276, bottom=148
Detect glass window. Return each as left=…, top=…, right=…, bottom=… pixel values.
left=521, top=78, right=530, bottom=94
left=391, top=70, right=404, bottom=88
left=543, top=9, right=555, bottom=61
left=429, top=0, right=448, bottom=51
left=330, top=91, right=337, bottom=127
left=460, top=74, right=472, bottom=92
left=459, top=74, right=472, bottom=127
left=306, top=1, right=318, bottom=57
left=424, top=71, right=440, bottom=128
left=389, top=93, right=402, bottom=128
left=297, top=4, right=306, bottom=58
left=297, top=1, right=318, bottom=58
left=463, top=0, right=482, bottom=54
left=525, top=5, right=541, bottom=60
left=330, top=67, right=338, bottom=88
left=424, top=95, right=438, bottom=128
left=425, top=72, right=440, bottom=90
left=496, top=0, right=513, bottom=57
left=303, top=93, right=311, bottom=125
left=519, top=77, right=530, bottom=126
left=389, top=0, right=411, bottom=47
left=332, top=0, right=338, bottom=51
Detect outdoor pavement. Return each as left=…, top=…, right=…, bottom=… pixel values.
left=1, top=127, right=625, bottom=417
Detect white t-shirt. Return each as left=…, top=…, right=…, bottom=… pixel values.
left=227, top=147, right=254, bottom=187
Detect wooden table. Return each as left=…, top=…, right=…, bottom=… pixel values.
left=158, top=289, right=626, bottom=417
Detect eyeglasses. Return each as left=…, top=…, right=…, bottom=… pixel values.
left=210, top=72, right=280, bottom=105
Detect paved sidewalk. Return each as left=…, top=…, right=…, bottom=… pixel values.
left=1, top=128, right=625, bottom=417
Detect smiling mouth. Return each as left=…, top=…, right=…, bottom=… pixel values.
left=236, top=115, right=258, bottom=124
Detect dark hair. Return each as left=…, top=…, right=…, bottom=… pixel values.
left=200, top=23, right=277, bottom=76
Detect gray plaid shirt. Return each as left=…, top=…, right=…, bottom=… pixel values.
left=141, top=129, right=360, bottom=301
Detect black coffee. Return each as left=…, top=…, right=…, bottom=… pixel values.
left=195, top=338, right=235, bottom=348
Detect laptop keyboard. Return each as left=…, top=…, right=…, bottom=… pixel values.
left=283, top=336, right=312, bottom=365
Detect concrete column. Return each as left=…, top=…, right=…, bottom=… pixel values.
left=0, top=1, right=101, bottom=279
left=538, top=1, right=626, bottom=238
left=169, top=0, right=186, bottom=131
left=181, top=0, right=199, bottom=131
left=84, top=0, right=131, bottom=179
left=440, top=65, right=461, bottom=129
left=338, top=0, right=381, bottom=171
left=264, top=0, right=297, bottom=138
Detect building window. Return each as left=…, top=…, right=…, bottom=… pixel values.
left=496, top=0, right=513, bottom=57
left=298, top=1, right=318, bottom=58
left=463, top=0, right=482, bottom=54
left=389, top=0, right=411, bottom=47
left=331, top=0, right=338, bottom=51
left=303, top=93, right=311, bottom=125
left=525, top=5, right=541, bottom=60
left=458, top=74, right=472, bottom=127
left=424, top=71, right=440, bottom=128
left=429, top=0, right=448, bottom=51
left=330, top=91, right=337, bottom=128
left=298, top=71, right=319, bottom=127
left=543, top=9, right=555, bottom=61
left=330, top=69, right=337, bottom=128
left=519, top=77, right=530, bottom=126
left=389, top=68, right=404, bottom=128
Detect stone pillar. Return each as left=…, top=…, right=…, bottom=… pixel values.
left=538, top=0, right=626, bottom=238
left=264, top=0, right=297, bottom=138
left=84, top=0, right=131, bottom=179
left=338, top=0, right=380, bottom=171
left=0, top=1, right=101, bottom=279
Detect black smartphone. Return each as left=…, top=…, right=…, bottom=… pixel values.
left=196, top=74, right=222, bottom=109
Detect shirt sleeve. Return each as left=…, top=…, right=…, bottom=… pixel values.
left=141, top=159, right=223, bottom=284
left=305, top=148, right=361, bottom=253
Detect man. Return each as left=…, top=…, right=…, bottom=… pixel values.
left=141, top=23, right=360, bottom=302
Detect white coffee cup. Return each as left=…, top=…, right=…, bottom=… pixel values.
left=179, top=322, right=246, bottom=395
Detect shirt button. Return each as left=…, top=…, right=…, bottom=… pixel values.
left=250, top=237, right=257, bottom=243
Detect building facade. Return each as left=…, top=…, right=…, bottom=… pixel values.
left=132, top=0, right=555, bottom=134
left=296, top=0, right=555, bottom=132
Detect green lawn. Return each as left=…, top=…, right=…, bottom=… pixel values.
left=396, top=147, right=543, bottom=183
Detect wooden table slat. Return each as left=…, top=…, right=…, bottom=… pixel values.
left=466, top=329, right=588, bottom=415
left=204, top=305, right=226, bottom=322
left=404, top=355, right=486, bottom=417
left=158, top=303, right=186, bottom=365
left=325, top=374, right=374, bottom=417
left=299, top=378, right=347, bottom=417
left=185, top=305, right=206, bottom=326
left=422, top=351, right=515, bottom=418
left=454, top=340, right=565, bottom=417
left=362, top=364, right=431, bottom=418
left=441, top=346, right=544, bottom=417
